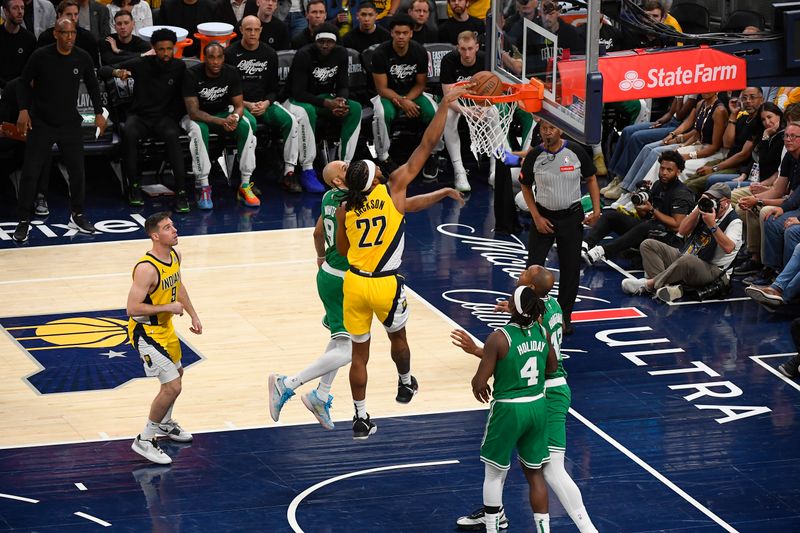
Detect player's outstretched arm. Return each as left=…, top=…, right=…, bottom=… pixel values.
left=451, top=329, right=484, bottom=359
left=406, top=187, right=465, bottom=212
left=391, top=85, right=472, bottom=193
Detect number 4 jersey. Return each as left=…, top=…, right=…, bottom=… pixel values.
left=344, top=183, right=405, bottom=274
left=493, top=322, right=549, bottom=400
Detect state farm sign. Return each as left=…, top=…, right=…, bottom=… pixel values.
left=558, top=46, right=747, bottom=103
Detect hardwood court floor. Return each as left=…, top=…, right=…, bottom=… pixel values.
left=0, top=229, right=479, bottom=448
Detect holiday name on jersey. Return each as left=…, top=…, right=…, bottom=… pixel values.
left=517, top=339, right=547, bottom=356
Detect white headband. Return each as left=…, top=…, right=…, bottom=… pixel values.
left=316, top=32, right=337, bottom=41
left=512, top=286, right=530, bottom=317
left=362, top=160, right=377, bottom=192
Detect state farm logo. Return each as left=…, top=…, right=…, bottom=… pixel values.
left=617, top=63, right=739, bottom=92
left=619, top=70, right=645, bottom=91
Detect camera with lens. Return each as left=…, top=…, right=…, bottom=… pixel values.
left=631, top=183, right=651, bottom=206
left=698, top=196, right=718, bottom=214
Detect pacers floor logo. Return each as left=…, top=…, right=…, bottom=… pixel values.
left=0, top=309, right=201, bottom=394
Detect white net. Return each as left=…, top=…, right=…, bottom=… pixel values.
left=457, top=93, right=518, bottom=161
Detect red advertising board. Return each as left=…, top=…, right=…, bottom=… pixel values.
left=558, top=45, right=747, bottom=103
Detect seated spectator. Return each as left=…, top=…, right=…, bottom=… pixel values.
left=408, top=0, right=435, bottom=44
left=75, top=0, right=110, bottom=42
left=1, top=0, right=36, bottom=89
left=611, top=92, right=728, bottom=208
left=437, top=0, right=484, bottom=46
left=746, top=243, right=800, bottom=311
left=624, top=0, right=679, bottom=49
left=370, top=14, right=440, bottom=176
left=99, top=28, right=190, bottom=211
left=214, top=0, right=257, bottom=34
left=291, top=0, right=328, bottom=49
left=181, top=41, right=258, bottom=209
left=537, top=0, right=582, bottom=54
left=326, top=0, right=352, bottom=36
left=342, top=2, right=389, bottom=52
left=158, top=0, right=216, bottom=58
left=707, top=102, right=784, bottom=191
left=503, top=0, right=537, bottom=53
left=441, top=30, right=485, bottom=192
left=284, top=23, right=362, bottom=192
left=684, top=87, right=764, bottom=193
left=100, top=10, right=150, bottom=66
left=256, top=0, right=290, bottom=51
left=372, top=0, right=399, bottom=24
left=106, top=0, right=152, bottom=36
left=445, top=0, right=486, bottom=20
left=582, top=151, right=694, bottom=265
left=21, top=0, right=56, bottom=39
left=736, top=128, right=800, bottom=279
left=760, top=124, right=800, bottom=279
left=38, top=0, right=100, bottom=66
left=603, top=94, right=697, bottom=199
left=225, top=16, right=304, bottom=193
left=621, top=183, right=742, bottom=303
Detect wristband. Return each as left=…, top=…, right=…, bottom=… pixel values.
left=728, top=119, right=737, bottom=125
left=709, top=225, right=718, bottom=233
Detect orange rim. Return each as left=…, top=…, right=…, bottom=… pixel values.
left=454, top=79, right=544, bottom=112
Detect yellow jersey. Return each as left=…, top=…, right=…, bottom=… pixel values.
left=129, top=250, right=182, bottom=327
left=345, top=184, right=405, bottom=274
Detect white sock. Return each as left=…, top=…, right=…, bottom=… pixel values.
left=316, top=375, right=333, bottom=402
left=302, top=163, right=314, bottom=171
left=591, top=143, right=602, bottom=156
left=288, top=338, right=352, bottom=392
left=284, top=163, right=295, bottom=174
left=484, top=511, right=500, bottom=533
left=160, top=404, right=174, bottom=425
left=240, top=176, right=251, bottom=186
left=399, top=371, right=412, bottom=386
left=142, top=419, right=159, bottom=440
left=354, top=399, right=367, bottom=419
left=544, top=451, right=597, bottom=532
left=534, top=513, right=550, bottom=533
left=197, top=176, right=209, bottom=188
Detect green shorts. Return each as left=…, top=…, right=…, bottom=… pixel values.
left=316, top=265, right=347, bottom=339
left=545, top=381, right=571, bottom=452
left=480, top=397, right=549, bottom=470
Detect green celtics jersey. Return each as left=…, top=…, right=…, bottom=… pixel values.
left=320, top=189, right=349, bottom=271
left=493, top=322, right=549, bottom=400
left=542, top=295, right=566, bottom=380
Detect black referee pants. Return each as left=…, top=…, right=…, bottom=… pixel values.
left=526, top=202, right=584, bottom=325
left=122, top=115, right=186, bottom=191
left=18, top=122, right=84, bottom=220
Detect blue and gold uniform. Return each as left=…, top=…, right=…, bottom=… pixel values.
left=127, top=250, right=183, bottom=369
left=343, top=183, right=409, bottom=338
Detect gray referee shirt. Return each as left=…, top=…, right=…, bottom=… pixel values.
left=520, top=141, right=596, bottom=211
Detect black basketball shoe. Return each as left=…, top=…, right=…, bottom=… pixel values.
left=396, top=375, right=418, bottom=404
left=352, top=414, right=377, bottom=440
left=456, top=506, right=509, bottom=530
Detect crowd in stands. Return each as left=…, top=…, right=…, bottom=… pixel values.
left=1, top=0, right=799, bottom=360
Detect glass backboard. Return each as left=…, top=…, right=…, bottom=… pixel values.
left=488, top=0, right=604, bottom=144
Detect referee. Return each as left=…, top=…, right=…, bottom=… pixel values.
left=519, top=120, right=601, bottom=334
left=12, top=17, right=106, bottom=243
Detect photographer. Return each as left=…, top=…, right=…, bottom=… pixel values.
left=582, top=150, right=694, bottom=265
left=621, top=183, right=743, bottom=303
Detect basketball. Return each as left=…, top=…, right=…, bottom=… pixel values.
left=469, top=71, right=503, bottom=105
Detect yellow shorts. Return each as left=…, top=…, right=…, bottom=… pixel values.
left=343, top=271, right=409, bottom=340
left=128, top=321, right=182, bottom=363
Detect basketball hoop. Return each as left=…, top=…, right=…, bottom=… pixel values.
left=454, top=79, right=544, bottom=161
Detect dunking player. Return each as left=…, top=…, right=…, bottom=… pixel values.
left=452, top=265, right=598, bottom=532
left=335, top=84, right=470, bottom=439
left=268, top=163, right=464, bottom=429
left=467, top=285, right=557, bottom=533
left=127, top=212, right=202, bottom=465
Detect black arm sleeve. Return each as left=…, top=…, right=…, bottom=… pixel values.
left=569, top=141, right=597, bottom=178
left=519, top=146, right=543, bottom=187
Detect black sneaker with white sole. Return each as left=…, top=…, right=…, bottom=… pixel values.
left=778, top=354, right=800, bottom=379
left=456, top=506, right=509, bottom=530
left=69, top=213, right=96, bottom=234
left=422, top=154, right=440, bottom=181
left=396, top=375, right=418, bottom=403
left=12, top=221, right=30, bottom=243
left=352, top=414, right=377, bottom=440
left=34, top=194, right=49, bottom=217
